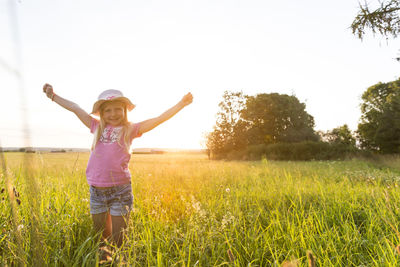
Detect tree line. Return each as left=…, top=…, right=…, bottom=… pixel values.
left=206, top=1, right=400, bottom=160
left=206, top=78, right=400, bottom=160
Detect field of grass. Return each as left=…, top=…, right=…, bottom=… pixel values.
left=2, top=152, right=400, bottom=266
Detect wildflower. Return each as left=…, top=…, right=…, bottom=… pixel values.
left=17, top=224, right=24, bottom=231
left=221, top=212, right=235, bottom=230
left=225, top=188, right=230, bottom=193
left=199, top=209, right=207, bottom=218
left=192, top=201, right=201, bottom=212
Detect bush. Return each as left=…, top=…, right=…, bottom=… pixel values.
left=245, top=142, right=357, bottom=161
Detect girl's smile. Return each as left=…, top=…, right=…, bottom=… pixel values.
left=101, top=101, right=126, bottom=127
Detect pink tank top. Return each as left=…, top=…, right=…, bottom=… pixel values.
left=86, top=119, right=141, bottom=187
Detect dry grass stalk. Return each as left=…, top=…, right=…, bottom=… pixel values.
left=395, top=244, right=400, bottom=255
left=307, top=250, right=316, bottom=267
left=281, top=259, right=299, bottom=267
left=99, top=246, right=113, bottom=264
left=227, top=249, right=235, bottom=262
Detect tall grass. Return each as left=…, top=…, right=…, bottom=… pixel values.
left=1, top=153, right=400, bottom=265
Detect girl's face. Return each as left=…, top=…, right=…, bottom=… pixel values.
left=101, top=101, right=126, bottom=126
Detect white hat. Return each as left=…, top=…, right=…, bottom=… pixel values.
left=91, top=89, right=135, bottom=116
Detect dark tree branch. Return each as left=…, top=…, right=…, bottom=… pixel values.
left=351, top=0, right=400, bottom=39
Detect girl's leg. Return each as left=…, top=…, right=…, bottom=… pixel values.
left=111, top=212, right=130, bottom=247
left=92, top=212, right=112, bottom=244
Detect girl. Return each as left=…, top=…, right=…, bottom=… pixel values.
left=42, top=83, right=193, bottom=251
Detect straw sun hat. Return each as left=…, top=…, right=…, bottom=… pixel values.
left=91, top=89, right=135, bottom=116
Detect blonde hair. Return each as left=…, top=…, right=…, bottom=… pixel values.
left=91, top=101, right=133, bottom=152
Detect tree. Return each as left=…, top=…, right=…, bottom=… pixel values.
left=241, top=93, right=317, bottom=145
left=320, top=124, right=356, bottom=147
left=206, top=91, right=248, bottom=157
left=357, top=78, right=400, bottom=153
left=206, top=91, right=318, bottom=158
left=351, top=0, right=400, bottom=40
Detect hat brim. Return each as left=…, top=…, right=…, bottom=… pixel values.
left=91, top=97, right=135, bottom=116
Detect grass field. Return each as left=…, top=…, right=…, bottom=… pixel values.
left=2, top=152, right=400, bottom=266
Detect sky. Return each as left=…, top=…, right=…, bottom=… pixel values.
left=0, top=0, right=399, bottom=150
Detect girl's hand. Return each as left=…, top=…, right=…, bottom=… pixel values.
left=43, top=83, right=54, bottom=99
left=180, top=92, right=193, bottom=106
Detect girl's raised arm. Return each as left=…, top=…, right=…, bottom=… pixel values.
left=43, top=83, right=92, bottom=128
left=138, top=92, right=193, bottom=134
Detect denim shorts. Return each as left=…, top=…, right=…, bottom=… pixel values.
left=89, top=183, right=133, bottom=216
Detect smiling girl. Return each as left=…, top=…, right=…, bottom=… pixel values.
left=42, top=84, right=193, bottom=257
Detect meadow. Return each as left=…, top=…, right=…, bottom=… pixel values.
left=2, top=152, right=400, bottom=266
